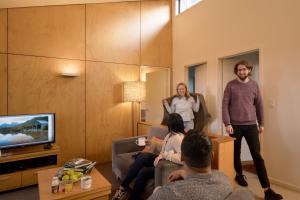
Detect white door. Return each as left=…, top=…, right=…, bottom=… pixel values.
left=145, top=69, right=170, bottom=123
left=221, top=51, right=259, bottom=162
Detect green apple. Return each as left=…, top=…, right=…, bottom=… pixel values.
left=62, top=175, right=69, bottom=181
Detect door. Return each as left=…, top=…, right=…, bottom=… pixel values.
left=144, top=69, right=170, bottom=123
left=221, top=51, right=259, bottom=162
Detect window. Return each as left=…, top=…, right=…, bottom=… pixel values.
left=176, top=0, right=203, bottom=15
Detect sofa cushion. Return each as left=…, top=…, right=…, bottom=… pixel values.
left=147, top=125, right=169, bottom=140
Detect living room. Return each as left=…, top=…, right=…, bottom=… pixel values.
left=0, top=0, right=299, bottom=199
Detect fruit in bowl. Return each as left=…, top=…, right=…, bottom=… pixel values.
left=57, top=169, right=82, bottom=182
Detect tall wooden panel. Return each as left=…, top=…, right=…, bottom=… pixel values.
left=0, top=54, right=7, bottom=115
left=86, top=2, right=140, bottom=64
left=8, top=5, right=85, bottom=60
left=8, top=55, right=85, bottom=163
left=141, top=0, right=172, bottom=67
left=0, top=9, right=7, bottom=53
left=86, top=61, right=139, bottom=163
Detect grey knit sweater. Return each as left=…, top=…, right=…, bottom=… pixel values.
left=147, top=170, right=232, bottom=200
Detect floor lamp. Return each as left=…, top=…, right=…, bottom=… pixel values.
left=123, top=81, right=146, bottom=136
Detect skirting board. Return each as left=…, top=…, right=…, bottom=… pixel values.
left=242, top=161, right=300, bottom=193
left=269, top=177, right=300, bottom=193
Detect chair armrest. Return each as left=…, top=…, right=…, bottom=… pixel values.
left=154, top=160, right=183, bottom=187
left=112, top=136, right=146, bottom=156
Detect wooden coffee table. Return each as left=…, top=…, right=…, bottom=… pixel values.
left=38, top=167, right=111, bottom=200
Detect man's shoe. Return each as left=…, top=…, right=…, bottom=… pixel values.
left=264, top=188, right=283, bottom=200
left=112, top=187, right=128, bottom=200
left=235, top=174, right=248, bottom=187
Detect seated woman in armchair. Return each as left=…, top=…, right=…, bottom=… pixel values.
left=112, top=113, right=185, bottom=200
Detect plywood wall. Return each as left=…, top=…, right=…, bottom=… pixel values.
left=0, top=1, right=171, bottom=164
left=8, top=5, right=85, bottom=59
left=7, top=55, right=86, bottom=163
left=0, top=54, right=7, bottom=115
left=141, top=0, right=172, bottom=67
left=86, top=62, right=139, bottom=162
left=0, top=9, right=7, bottom=53
left=86, top=2, right=140, bottom=64
left=0, top=9, right=7, bottom=115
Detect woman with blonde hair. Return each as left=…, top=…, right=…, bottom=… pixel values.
left=163, top=82, right=200, bottom=131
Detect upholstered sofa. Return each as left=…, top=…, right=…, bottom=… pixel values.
left=112, top=125, right=182, bottom=198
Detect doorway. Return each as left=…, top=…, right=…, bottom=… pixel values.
left=220, top=50, right=259, bottom=163
left=186, top=63, right=207, bottom=96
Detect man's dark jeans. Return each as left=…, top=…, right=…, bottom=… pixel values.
left=121, top=152, right=157, bottom=199
left=231, top=124, right=270, bottom=188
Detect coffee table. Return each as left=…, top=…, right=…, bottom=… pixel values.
left=38, top=167, right=111, bottom=200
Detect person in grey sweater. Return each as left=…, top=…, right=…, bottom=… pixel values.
left=222, top=60, right=283, bottom=200
left=148, top=130, right=233, bottom=200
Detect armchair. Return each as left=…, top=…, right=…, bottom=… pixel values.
left=112, top=125, right=182, bottom=198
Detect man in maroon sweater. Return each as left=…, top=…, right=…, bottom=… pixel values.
left=222, top=60, right=283, bottom=200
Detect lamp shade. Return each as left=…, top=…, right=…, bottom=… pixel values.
left=123, top=81, right=146, bottom=102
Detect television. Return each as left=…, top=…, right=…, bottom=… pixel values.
left=0, top=113, right=55, bottom=149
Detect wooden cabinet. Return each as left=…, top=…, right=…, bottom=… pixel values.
left=0, top=144, right=60, bottom=192
left=0, top=173, right=21, bottom=191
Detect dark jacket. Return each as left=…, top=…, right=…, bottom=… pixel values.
left=161, top=93, right=211, bottom=131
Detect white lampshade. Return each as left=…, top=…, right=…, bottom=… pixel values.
left=123, top=81, right=146, bottom=102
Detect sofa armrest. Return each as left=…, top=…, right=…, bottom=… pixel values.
left=154, top=160, right=183, bottom=187
left=112, top=136, right=146, bottom=156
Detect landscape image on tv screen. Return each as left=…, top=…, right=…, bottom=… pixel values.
left=0, top=114, right=54, bottom=149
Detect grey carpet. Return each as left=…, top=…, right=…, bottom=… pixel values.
left=0, top=162, right=119, bottom=200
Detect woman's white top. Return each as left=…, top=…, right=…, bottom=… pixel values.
left=160, top=132, right=184, bottom=165
left=164, top=96, right=200, bottom=122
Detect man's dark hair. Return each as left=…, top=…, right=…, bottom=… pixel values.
left=167, top=113, right=185, bottom=134
left=234, top=60, right=253, bottom=75
left=181, top=130, right=212, bottom=168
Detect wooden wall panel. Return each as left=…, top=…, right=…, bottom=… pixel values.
left=86, top=61, right=139, bottom=163
left=86, top=2, right=140, bottom=64
left=0, top=9, right=7, bottom=53
left=141, top=0, right=172, bottom=67
left=8, top=54, right=85, bottom=164
left=8, top=5, right=85, bottom=60
left=0, top=54, right=7, bottom=115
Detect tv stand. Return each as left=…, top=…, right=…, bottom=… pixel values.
left=43, top=143, right=52, bottom=150
left=0, top=144, right=60, bottom=192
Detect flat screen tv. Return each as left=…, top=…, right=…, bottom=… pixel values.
left=0, top=113, right=55, bottom=149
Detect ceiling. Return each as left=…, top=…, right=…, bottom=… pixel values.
left=0, top=0, right=137, bottom=8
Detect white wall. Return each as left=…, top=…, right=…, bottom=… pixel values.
left=173, top=0, right=300, bottom=191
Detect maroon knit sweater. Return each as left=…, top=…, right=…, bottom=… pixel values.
left=222, top=79, right=264, bottom=126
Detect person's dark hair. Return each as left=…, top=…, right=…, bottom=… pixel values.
left=234, top=60, right=253, bottom=75
left=167, top=113, right=185, bottom=134
left=181, top=130, right=212, bottom=168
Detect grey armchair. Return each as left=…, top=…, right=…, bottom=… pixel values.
left=112, top=125, right=183, bottom=198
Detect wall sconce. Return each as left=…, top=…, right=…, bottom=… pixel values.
left=61, top=71, right=80, bottom=77
left=123, top=81, right=146, bottom=136
left=60, top=65, right=80, bottom=77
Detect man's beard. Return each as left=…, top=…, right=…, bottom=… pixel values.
left=238, top=74, right=248, bottom=81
